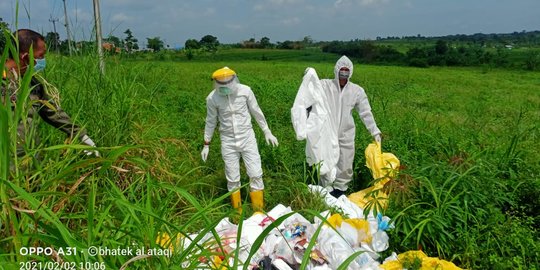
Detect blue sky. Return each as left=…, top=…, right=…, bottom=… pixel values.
left=1, top=0, right=539, bottom=48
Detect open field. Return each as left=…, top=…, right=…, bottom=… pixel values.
left=1, top=50, right=539, bottom=269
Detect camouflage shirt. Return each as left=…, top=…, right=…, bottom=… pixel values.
left=2, top=70, right=86, bottom=156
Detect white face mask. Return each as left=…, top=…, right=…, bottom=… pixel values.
left=338, top=69, right=350, bottom=79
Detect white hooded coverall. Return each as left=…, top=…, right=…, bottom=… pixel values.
left=291, top=68, right=339, bottom=182
left=295, top=56, right=381, bottom=192
left=204, top=82, right=270, bottom=192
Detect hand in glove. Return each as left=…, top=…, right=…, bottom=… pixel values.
left=374, top=133, right=382, bottom=143
left=201, top=145, right=210, bottom=162
left=81, top=135, right=100, bottom=157
left=264, top=130, right=279, bottom=147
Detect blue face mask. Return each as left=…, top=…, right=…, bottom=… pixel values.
left=34, top=58, right=46, bottom=72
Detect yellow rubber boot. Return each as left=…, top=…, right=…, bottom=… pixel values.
left=231, top=190, right=242, bottom=216
left=250, top=190, right=264, bottom=214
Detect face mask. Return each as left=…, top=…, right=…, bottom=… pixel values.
left=338, top=69, right=350, bottom=79
left=218, top=87, right=232, bottom=96
left=34, top=58, right=46, bottom=72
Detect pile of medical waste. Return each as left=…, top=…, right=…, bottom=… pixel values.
left=158, top=143, right=462, bottom=269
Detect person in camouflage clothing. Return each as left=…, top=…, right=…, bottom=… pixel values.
left=2, top=29, right=98, bottom=158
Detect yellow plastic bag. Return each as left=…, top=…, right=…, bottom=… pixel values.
left=326, top=214, right=372, bottom=244
left=348, top=142, right=400, bottom=210
left=156, top=232, right=183, bottom=251
left=365, top=142, right=400, bottom=183
left=343, top=218, right=372, bottom=244
left=381, top=250, right=462, bottom=270
left=326, top=213, right=344, bottom=227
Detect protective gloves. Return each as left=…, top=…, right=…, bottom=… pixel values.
left=374, top=133, right=382, bottom=143
left=201, top=145, right=210, bottom=162
left=264, top=130, right=279, bottom=147
left=81, top=134, right=100, bottom=157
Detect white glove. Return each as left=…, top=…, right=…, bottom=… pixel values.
left=81, top=135, right=100, bottom=157
left=264, top=130, right=279, bottom=147
left=201, top=145, right=209, bottom=162
left=374, top=133, right=382, bottom=143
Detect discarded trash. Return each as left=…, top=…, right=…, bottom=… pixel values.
left=380, top=250, right=462, bottom=270
left=154, top=143, right=461, bottom=269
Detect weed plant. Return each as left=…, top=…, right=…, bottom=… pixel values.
left=1, top=24, right=539, bottom=269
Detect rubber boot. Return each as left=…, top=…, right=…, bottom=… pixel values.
left=231, top=190, right=242, bottom=216
left=250, top=190, right=264, bottom=214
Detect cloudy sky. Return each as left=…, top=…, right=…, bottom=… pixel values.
left=1, top=0, right=539, bottom=48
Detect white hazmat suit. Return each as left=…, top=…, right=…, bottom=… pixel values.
left=291, top=67, right=339, bottom=182
left=293, top=56, right=381, bottom=193
left=203, top=73, right=278, bottom=192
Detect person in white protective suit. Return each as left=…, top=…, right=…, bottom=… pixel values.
left=291, top=67, right=340, bottom=189
left=201, top=67, right=279, bottom=214
left=292, top=56, right=381, bottom=198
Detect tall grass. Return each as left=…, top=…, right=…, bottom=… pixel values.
left=1, top=25, right=539, bottom=269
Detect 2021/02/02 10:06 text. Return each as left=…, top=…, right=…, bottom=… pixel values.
left=19, top=261, right=106, bottom=270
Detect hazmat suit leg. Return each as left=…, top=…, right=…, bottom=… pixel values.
left=241, top=133, right=265, bottom=212
left=222, top=143, right=242, bottom=192
left=222, top=143, right=243, bottom=214
left=320, top=173, right=335, bottom=192
left=240, top=131, right=264, bottom=191
left=334, top=138, right=355, bottom=192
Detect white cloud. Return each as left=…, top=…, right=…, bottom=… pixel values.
left=226, top=24, right=244, bottom=30
left=281, top=17, right=301, bottom=25
left=106, top=0, right=154, bottom=9
left=253, top=0, right=305, bottom=11
left=253, top=4, right=264, bottom=11
left=203, top=8, right=216, bottom=16
left=111, top=13, right=130, bottom=23
left=69, top=8, right=93, bottom=24
left=269, top=0, right=304, bottom=4
left=335, top=0, right=389, bottom=7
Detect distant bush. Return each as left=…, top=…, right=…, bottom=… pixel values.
left=524, top=50, right=540, bottom=70
left=320, top=38, right=536, bottom=70
left=276, top=40, right=304, bottom=50
left=321, top=40, right=405, bottom=65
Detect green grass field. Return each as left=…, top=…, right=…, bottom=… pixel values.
left=2, top=49, right=539, bottom=269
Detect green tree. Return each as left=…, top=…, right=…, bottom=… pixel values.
left=146, top=37, right=164, bottom=51
left=406, top=46, right=429, bottom=67
left=524, top=50, right=540, bottom=71
left=45, top=32, right=60, bottom=52
left=260, top=36, right=273, bottom=48
left=124, top=29, right=139, bottom=53
left=184, top=38, right=200, bottom=50
left=104, top=35, right=122, bottom=47
left=0, top=18, right=9, bottom=51
left=241, top=38, right=256, bottom=48
left=302, top=35, right=313, bottom=45
left=199, top=34, right=219, bottom=53
left=435, top=39, right=449, bottom=55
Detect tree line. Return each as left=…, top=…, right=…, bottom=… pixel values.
left=2, top=18, right=538, bottom=70
left=320, top=37, right=540, bottom=70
